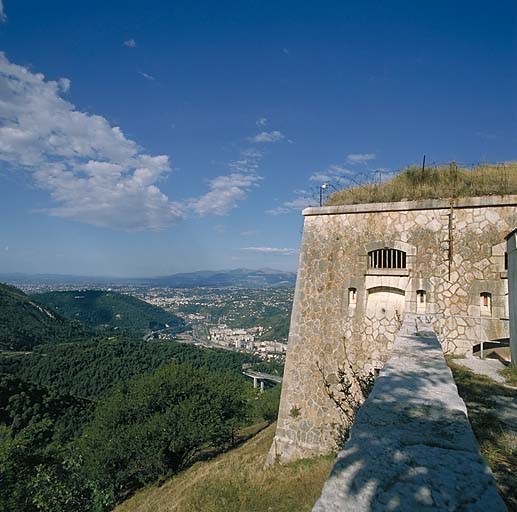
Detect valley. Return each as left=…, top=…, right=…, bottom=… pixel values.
left=0, top=278, right=290, bottom=511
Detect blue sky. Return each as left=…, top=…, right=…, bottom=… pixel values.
left=0, top=0, right=515, bottom=276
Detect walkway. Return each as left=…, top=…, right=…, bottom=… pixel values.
left=453, top=356, right=507, bottom=384
left=313, top=320, right=506, bottom=511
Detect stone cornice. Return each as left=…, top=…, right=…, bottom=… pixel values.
left=304, top=195, right=517, bottom=216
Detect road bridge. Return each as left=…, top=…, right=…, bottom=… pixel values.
left=242, top=370, right=282, bottom=391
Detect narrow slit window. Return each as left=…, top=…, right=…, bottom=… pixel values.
left=348, top=287, right=357, bottom=307
left=480, top=292, right=492, bottom=316
left=416, top=290, right=426, bottom=313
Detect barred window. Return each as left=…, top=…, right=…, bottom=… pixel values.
left=368, top=248, right=406, bottom=269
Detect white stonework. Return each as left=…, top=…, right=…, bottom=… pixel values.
left=269, top=195, right=517, bottom=464
left=312, top=321, right=506, bottom=511
left=506, top=229, right=517, bottom=364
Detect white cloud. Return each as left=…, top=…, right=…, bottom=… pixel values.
left=58, top=78, right=71, bottom=93
left=265, top=206, right=290, bottom=216
left=189, top=173, right=262, bottom=216
left=250, top=130, right=284, bottom=143
left=266, top=189, right=314, bottom=215
left=228, top=148, right=263, bottom=173
left=0, top=52, right=183, bottom=231
left=240, top=230, right=257, bottom=237
left=123, top=39, right=137, bottom=48
left=139, top=71, right=155, bottom=81
left=240, top=246, right=298, bottom=256
left=346, top=153, right=376, bottom=163
left=191, top=149, right=265, bottom=215
left=0, top=0, right=6, bottom=22
left=256, top=117, right=268, bottom=127
left=310, top=164, right=355, bottom=185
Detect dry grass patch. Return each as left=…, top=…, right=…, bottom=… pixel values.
left=114, top=423, right=333, bottom=512
left=448, top=360, right=517, bottom=511
left=327, top=162, right=517, bottom=206
left=501, top=365, right=517, bottom=386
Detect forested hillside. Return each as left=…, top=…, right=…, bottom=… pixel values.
left=0, top=283, right=89, bottom=350
left=34, top=290, right=185, bottom=338
left=0, top=340, right=282, bottom=511
left=0, top=373, right=93, bottom=442
left=0, top=283, right=284, bottom=511
left=1, top=362, right=280, bottom=512
left=0, top=339, right=274, bottom=399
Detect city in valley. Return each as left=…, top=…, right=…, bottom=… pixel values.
left=9, top=278, right=293, bottom=363
left=140, top=286, right=292, bottom=361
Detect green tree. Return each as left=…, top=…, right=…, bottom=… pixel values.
left=29, top=451, right=112, bottom=512
left=253, top=384, right=282, bottom=423
left=79, top=363, right=249, bottom=500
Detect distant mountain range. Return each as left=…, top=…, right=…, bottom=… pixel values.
left=0, top=268, right=297, bottom=288
left=146, top=268, right=296, bottom=288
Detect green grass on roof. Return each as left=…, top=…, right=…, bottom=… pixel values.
left=326, top=162, right=517, bottom=206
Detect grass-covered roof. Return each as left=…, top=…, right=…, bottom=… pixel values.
left=326, top=162, right=517, bottom=206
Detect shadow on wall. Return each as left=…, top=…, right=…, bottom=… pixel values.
left=313, top=326, right=506, bottom=512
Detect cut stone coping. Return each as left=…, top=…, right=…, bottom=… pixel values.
left=313, top=322, right=507, bottom=512
left=304, top=195, right=517, bottom=216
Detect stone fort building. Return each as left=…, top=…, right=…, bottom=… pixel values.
left=268, top=195, right=517, bottom=464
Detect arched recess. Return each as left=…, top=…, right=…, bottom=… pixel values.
left=366, top=286, right=406, bottom=319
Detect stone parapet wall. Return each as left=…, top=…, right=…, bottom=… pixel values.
left=312, top=322, right=506, bottom=511
left=507, top=229, right=517, bottom=364
left=305, top=194, right=517, bottom=216
left=269, top=195, right=517, bottom=463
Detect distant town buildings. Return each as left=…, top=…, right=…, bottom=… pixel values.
left=8, top=280, right=292, bottom=361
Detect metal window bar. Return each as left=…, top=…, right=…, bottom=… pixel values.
left=368, top=248, right=408, bottom=269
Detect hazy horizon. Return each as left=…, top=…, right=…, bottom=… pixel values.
left=0, top=267, right=297, bottom=280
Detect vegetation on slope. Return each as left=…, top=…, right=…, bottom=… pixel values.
left=449, top=360, right=517, bottom=511
left=0, top=373, right=92, bottom=442
left=115, top=423, right=333, bottom=512
left=34, top=290, right=185, bottom=338
left=501, top=365, right=517, bottom=386
left=0, top=338, right=281, bottom=400
left=1, top=361, right=280, bottom=511
left=0, top=282, right=287, bottom=511
left=0, top=373, right=98, bottom=512
left=79, top=364, right=250, bottom=502
left=327, top=162, right=517, bottom=206
left=0, top=283, right=89, bottom=351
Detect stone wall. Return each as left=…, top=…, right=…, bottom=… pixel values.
left=268, top=196, right=517, bottom=463
left=312, top=321, right=506, bottom=511
left=507, top=228, right=517, bottom=364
